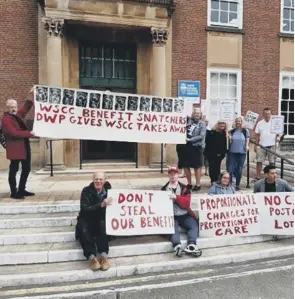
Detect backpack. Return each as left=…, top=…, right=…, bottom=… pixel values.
left=230, top=128, right=247, bottom=139
left=0, top=127, right=6, bottom=149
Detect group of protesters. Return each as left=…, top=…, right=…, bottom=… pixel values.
left=1, top=97, right=293, bottom=272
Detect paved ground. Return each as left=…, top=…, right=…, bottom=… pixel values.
left=0, top=170, right=255, bottom=202
left=1, top=256, right=293, bottom=298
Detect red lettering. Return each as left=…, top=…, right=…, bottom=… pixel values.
left=111, top=218, right=119, bottom=230
left=118, top=193, right=125, bottom=204
left=148, top=206, right=155, bottom=215
left=264, top=195, right=281, bottom=206
left=43, top=114, right=58, bottom=124
left=40, top=104, right=53, bottom=112
left=285, top=195, right=292, bottom=205
left=105, top=120, right=116, bottom=128
left=141, top=217, right=146, bottom=228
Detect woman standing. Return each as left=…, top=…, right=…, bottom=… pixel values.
left=208, top=171, right=236, bottom=195
left=227, top=117, right=250, bottom=190
left=204, top=120, right=228, bottom=184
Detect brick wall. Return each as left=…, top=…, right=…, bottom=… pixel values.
left=0, top=0, right=38, bottom=119
left=171, top=0, right=207, bottom=100
left=242, top=0, right=281, bottom=117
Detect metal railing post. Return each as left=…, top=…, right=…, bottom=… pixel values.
left=160, top=144, right=164, bottom=174
left=246, top=150, right=250, bottom=188
left=49, top=140, right=53, bottom=177
left=281, top=159, right=284, bottom=179
left=79, top=140, right=83, bottom=170
left=135, top=143, right=138, bottom=169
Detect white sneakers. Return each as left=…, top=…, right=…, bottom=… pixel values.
left=174, top=244, right=202, bottom=257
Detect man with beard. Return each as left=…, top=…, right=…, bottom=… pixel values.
left=1, top=99, right=35, bottom=199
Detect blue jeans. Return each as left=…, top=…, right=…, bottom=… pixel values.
left=227, top=152, right=246, bottom=186
left=171, top=214, right=198, bottom=247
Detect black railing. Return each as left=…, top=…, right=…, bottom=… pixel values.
left=246, top=139, right=294, bottom=188
left=45, top=139, right=66, bottom=177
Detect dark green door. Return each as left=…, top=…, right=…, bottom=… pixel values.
left=79, top=43, right=137, bottom=161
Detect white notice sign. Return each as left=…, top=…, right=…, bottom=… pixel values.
left=270, top=116, right=285, bottom=134
left=106, top=189, right=175, bottom=236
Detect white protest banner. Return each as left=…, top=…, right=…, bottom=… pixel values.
left=106, top=189, right=174, bottom=236
left=270, top=116, right=285, bottom=134
left=244, top=111, right=259, bottom=130
left=259, top=192, right=294, bottom=235
left=199, top=194, right=260, bottom=238
left=33, top=85, right=187, bottom=144
left=220, top=100, right=236, bottom=127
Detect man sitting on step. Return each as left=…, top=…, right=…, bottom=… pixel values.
left=161, top=166, right=202, bottom=258
left=75, top=171, right=113, bottom=271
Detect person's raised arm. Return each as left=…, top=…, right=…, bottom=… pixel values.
left=17, top=100, right=33, bottom=119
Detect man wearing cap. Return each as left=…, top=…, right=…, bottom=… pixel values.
left=161, top=166, right=202, bottom=257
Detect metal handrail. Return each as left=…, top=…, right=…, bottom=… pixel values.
left=45, top=139, right=66, bottom=177
left=246, top=138, right=294, bottom=188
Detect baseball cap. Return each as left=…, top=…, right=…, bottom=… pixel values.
left=168, top=165, right=179, bottom=174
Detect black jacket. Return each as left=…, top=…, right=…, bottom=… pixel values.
left=78, top=181, right=112, bottom=221
left=204, top=130, right=227, bottom=158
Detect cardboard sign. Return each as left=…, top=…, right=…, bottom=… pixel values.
left=199, top=194, right=260, bottom=238
left=220, top=100, right=236, bottom=126
left=106, top=189, right=174, bottom=236
left=244, top=111, right=259, bottom=130
left=270, top=116, right=285, bottom=134
left=33, top=85, right=187, bottom=144
left=259, top=192, right=294, bottom=235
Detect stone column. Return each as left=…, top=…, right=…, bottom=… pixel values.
left=150, top=28, right=169, bottom=168
left=43, top=18, right=66, bottom=170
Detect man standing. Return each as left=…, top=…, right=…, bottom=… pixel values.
left=76, top=171, right=113, bottom=271
left=254, top=108, right=280, bottom=180
left=254, top=165, right=293, bottom=193
left=1, top=99, right=35, bottom=199
left=183, top=109, right=206, bottom=191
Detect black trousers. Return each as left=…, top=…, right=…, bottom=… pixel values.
left=8, top=147, right=31, bottom=194
left=208, top=155, right=224, bottom=183
left=77, top=218, right=109, bottom=259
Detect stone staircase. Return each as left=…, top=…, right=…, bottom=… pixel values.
left=0, top=197, right=293, bottom=290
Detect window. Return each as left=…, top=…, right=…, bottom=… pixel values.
left=281, top=0, right=294, bottom=33
left=279, top=72, right=294, bottom=137
left=206, top=68, right=242, bottom=126
left=208, top=0, right=243, bottom=29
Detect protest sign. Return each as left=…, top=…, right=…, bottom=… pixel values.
left=259, top=192, right=294, bottom=235
left=33, top=85, right=187, bottom=144
left=220, top=100, right=236, bottom=126
left=199, top=194, right=261, bottom=238
left=106, top=189, right=174, bottom=236
left=244, top=111, right=259, bottom=130
left=270, top=116, right=285, bottom=134
left=178, top=81, right=201, bottom=104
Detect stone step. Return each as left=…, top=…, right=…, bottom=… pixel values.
left=36, top=167, right=168, bottom=175
left=0, top=212, right=78, bottom=229
left=0, top=239, right=293, bottom=288
left=82, top=161, right=136, bottom=170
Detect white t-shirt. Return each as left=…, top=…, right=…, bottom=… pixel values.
left=255, top=119, right=276, bottom=147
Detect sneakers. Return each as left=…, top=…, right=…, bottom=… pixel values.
left=184, top=244, right=202, bottom=257
left=89, top=256, right=101, bottom=271
left=174, top=244, right=183, bottom=257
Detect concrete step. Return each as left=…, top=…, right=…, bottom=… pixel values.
left=0, top=212, right=78, bottom=229
left=0, top=230, right=288, bottom=265
left=0, top=239, right=293, bottom=288
left=82, top=161, right=136, bottom=170
left=36, top=167, right=169, bottom=175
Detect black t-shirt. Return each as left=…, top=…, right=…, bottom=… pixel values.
left=187, top=120, right=199, bottom=139
left=265, top=180, right=276, bottom=192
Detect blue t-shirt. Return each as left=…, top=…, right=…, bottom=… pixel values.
left=229, top=129, right=250, bottom=154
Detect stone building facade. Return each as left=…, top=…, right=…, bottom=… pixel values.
left=0, top=0, right=293, bottom=171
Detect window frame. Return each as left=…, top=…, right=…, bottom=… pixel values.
left=280, top=0, right=294, bottom=34
left=279, top=71, right=294, bottom=138
left=207, top=0, right=244, bottom=29
left=206, top=68, right=242, bottom=125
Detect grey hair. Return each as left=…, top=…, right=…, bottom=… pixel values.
left=6, top=99, right=17, bottom=107
left=92, top=171, right=105, bottom=179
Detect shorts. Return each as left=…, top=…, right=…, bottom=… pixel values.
left=182, top=144, right=204, bottom=169
left=256, top=146, right=276, bottom=164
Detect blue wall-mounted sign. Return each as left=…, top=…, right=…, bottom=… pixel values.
left=178, top=80, right=200, bottom=104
